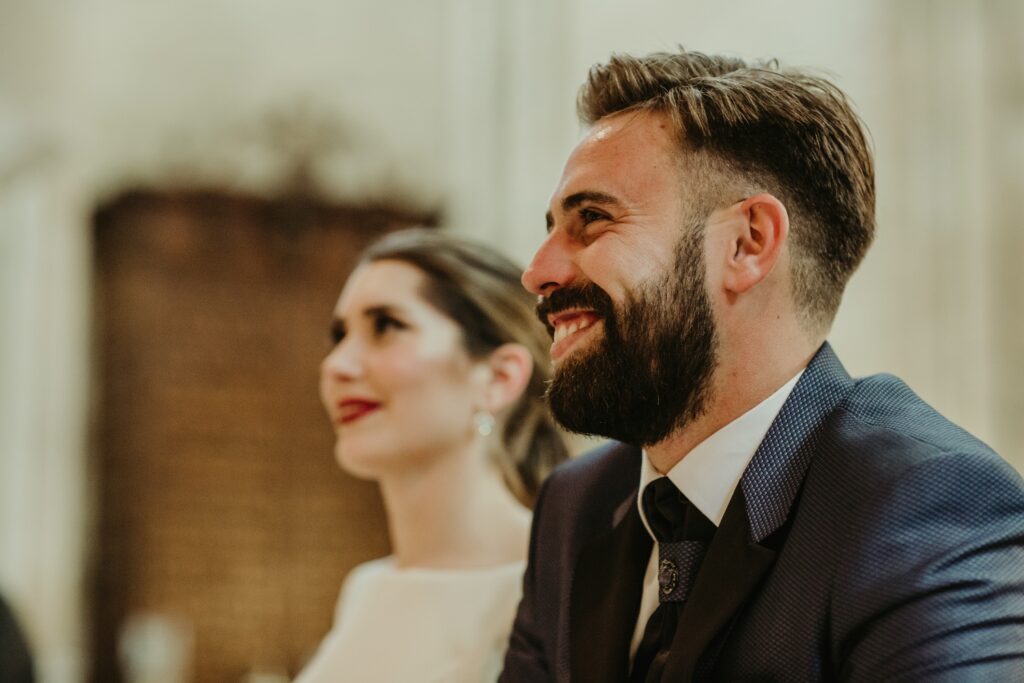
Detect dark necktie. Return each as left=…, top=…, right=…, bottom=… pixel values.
left=629, top=477, right=715, bottom=682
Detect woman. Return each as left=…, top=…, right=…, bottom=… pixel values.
left=296, top=229, right=568, bottom=683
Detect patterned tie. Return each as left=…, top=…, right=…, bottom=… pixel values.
left=629, top=476, right=715, bottom=682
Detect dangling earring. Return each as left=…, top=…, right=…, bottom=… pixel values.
left=473, top=410, right=495, bottom=437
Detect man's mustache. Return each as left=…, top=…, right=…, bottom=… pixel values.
left=535, top=283, right=616, bottom=336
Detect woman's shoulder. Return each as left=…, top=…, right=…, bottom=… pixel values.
left=343, top=556, right=394, bottom=583
left=329, top=557, right=392, bottom=619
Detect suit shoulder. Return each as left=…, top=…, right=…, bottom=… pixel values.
left=812, top=381, right=1024, bottom=678
left=815, top=372, right=1022, bottom=503
left=838, top=373, right=1001, bottom=461
left=547, top=440, right=639, bottom=487
left=537, top=440, right=640, bottom=519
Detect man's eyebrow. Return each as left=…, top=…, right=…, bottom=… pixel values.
left=562, top=190, right=621, bottom=212
left=545, top=191, right=622, bottom=233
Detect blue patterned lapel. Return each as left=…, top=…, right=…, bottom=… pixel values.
left=740, top=342, right=853, bottom=543
left=663, top=342, right=855, bottom=680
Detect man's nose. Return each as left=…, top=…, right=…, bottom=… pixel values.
left=522, top=232, right=576, bottom=296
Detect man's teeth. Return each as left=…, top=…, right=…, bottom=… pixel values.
left=553, top=317, right=593, bottom=344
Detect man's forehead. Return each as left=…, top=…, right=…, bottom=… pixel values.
left=583, top=109, right=675, bottom=148
left=583, top=115, right=628, bottom=143
left=548, top=112, right=679, bottom=208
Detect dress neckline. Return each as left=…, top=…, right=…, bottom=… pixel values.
left=369, top=556, right=526, bottom=577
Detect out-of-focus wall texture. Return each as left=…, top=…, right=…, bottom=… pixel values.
left=1, top=0, right=1020, bottom=680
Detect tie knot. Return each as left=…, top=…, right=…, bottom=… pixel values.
left=641, top=477, right=714, bottom=543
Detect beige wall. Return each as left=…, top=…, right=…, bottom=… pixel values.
left=1, top=1, right=1021, bottom=679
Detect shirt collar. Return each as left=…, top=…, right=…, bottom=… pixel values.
left=638, top=369, right=803, bottom=534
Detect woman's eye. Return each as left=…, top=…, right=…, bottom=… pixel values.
left=329, top=324, right=346, bottom=346
left=372, top=315, right=405, bottom=337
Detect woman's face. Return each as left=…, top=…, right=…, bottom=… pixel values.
left=319, top=259, right=488, bottom=478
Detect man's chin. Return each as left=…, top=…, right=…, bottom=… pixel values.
left=546, top=346, right=706, bottom=446
left=546, top=351, right=617, bottom=437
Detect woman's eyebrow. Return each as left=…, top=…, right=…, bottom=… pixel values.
left=334, top=302, right=407, bottom=327
left=362, top=304, right=400, bottom=317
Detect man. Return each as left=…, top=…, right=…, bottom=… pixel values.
left=500, top=49, right=1024, bottom=682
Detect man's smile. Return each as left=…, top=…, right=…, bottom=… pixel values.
left=548, top=309, right=603, bottom=361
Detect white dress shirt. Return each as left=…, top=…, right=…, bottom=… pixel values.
left=629, top=370, right=804, bottom=659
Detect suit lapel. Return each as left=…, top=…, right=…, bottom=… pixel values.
left=664, top=343, right=855, bottom=680
left=739, top=343, right=852, bottom=543
left=570, top=493, right=652, bottom=683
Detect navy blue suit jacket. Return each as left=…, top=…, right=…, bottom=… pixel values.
left=500, top=344, right=1024, bottom=681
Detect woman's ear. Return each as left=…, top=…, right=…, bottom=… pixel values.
left=479, top=343, right=534, bottom=414
left=722, top=193, right=789, bottom=295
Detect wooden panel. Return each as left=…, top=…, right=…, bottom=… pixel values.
left=91, top=191, right=435, bottom=682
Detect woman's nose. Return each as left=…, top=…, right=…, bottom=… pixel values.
left=320, top=340, right=362, bottom=381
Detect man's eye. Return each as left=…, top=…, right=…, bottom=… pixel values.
left=579, top=208, right=607, bottom=224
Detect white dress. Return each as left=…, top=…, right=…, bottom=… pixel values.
left=294, top=558, right=525, bottom=683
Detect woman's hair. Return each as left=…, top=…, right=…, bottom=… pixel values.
left=359, top=228, right=569, bottom=507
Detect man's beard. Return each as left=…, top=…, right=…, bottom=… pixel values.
left=538, top=224, right=718, bottom=447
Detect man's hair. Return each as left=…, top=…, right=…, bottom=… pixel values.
left=578, top=49, right=875, bottom=331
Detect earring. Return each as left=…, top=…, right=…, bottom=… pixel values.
left=473, top=410, right=495, bottom=437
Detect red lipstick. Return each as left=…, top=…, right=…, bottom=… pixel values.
left=336, top=399, right=381, bottom=425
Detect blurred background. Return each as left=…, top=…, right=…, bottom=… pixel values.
left=0, top=1, right=1021, bottom=681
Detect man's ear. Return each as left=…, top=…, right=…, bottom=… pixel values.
left=723, top=193, right=789, bottom=295
left=479, top=343, right=534, bottom=414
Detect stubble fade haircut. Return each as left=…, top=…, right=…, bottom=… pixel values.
left=577, top=48, right=876, bottom=334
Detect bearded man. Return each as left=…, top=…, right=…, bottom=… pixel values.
left=499, top=49, right=1024, bottom=682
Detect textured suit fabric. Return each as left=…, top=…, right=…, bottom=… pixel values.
left=499, top=343, right=1024, bottom=682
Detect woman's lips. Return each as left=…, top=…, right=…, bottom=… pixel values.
left=336, top=399, right=381, bottom=425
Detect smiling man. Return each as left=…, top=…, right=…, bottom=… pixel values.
left=499, top=49, right=1024, bottom=682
